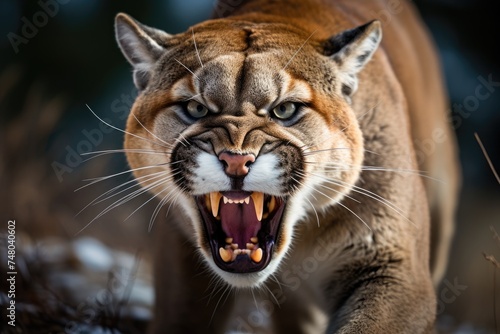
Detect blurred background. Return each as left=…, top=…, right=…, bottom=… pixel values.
left=0, top=0, right=498, bottom=332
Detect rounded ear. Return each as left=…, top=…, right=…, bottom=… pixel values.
left=115, top=13, right=171, bottom=90
left=324, top=20, right=382, bottom=98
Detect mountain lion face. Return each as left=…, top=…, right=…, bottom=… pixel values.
left=116, top=16, right=381, bottom=287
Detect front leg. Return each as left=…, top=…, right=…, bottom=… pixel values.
left=328, top=262, right=436, bottom=334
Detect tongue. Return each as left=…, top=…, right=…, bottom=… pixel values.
left=219, top=197, right=261, bottom=247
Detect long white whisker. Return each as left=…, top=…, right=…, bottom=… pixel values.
left=210, top=284, right=231, bottom=326
left=304, top=196, right=320, bottom=228
left=357, top=100, right=381, bottom=121
left=283, top=30, right=316, bottom=71
left=192, top=28, right=204, bottom=68
left=308, top=171, right=415, bottom=228
left=263, top=284, right=281, bottom=308
left=295, top=171, right=361, bottom=204
left=86, top=104, right=171, bottom=149
left=94, top=171, right=172, bottom=205
left=293, top=178, right=371, bottom=231
left=131, top=112, right=173, bottom=148
left=305, top=160, right=441, bottom=182
left=175, top=58, right=201, bottom=81
left=303, top=148, right=351, bottom=156
left=148, top=182, right=184, bottom=232
left=76, top=170, right=169, bottom=217
left=81, top=149, right=167, bottom=156
left=125, top=183, right=176, bottom=222
left=80, top=149, right=168, bottom=163
left=75, top=175, right=175, bottom=235
left=76, top=163, right=170, bottom=191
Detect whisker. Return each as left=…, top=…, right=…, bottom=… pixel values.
left=303, top=148, right=351, bottom=156
left=357, top=100, right=381, bottom=121
left=295, top=171, right=360, bottom=204
left=262, top=284, right=281, bottom=308
left=305, top=160, right=441, bottom=182
left=148, top=184, right=182, bottom=232
left=76, top=170, right=169, bottom=217
left=192, top=28, right=204, bottom=68
left=308, top=171, right=415, bottom=227
left=76, top=174, right=175, bottom=234
left=80, top=149, right=168, bottom=163
left=184, top=93, right=202, bottom=102
left=283, top=30, right=317, bottom=71
left=94, top=171, right=172, bottom=205
left=125, top=183, right=176, bottom=222
left=86, top=104, right=171, bottom=149
left=210, top=283, right=231, bottom=326
left=81, top=149, right=167, bottom=156
left=131, top=112, right=173, bottom=148
left=76, top=162, right=171, bottom=191
left=293, top=174, right=371, bottom=231
left=305, top=191, right=322, bottom=228
left=175, top=58, right=201, bottom=81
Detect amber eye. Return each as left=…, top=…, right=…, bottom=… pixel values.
left=186, top=100, right=209, bottom=118
left=272, top=102, right=297, bottom=120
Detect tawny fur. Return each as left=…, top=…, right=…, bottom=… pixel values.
left=114, top=0, right=460, bottom=333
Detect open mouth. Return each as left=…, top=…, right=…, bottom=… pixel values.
left=196, top=191, right=286, bottom=273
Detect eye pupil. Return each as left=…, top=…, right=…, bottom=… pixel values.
left=186, top=100, right=208, bottom=119
left=272, top=102, right=297, bottom=120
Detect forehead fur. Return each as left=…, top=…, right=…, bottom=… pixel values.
left=149, top=19, right=334, bottom=96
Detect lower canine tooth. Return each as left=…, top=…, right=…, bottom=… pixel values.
left=219, top=247, right=232, bottom=262
left=251, top=248, right=263, bottom=263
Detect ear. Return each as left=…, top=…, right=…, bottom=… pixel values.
left=325, top=20, right=382, bottom=98
left=115, top=13, right=171, bottom=90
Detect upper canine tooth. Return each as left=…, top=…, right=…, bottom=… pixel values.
left=250, top=192, right=264, bottom=221
left=210, top=192, right=223, bottom=218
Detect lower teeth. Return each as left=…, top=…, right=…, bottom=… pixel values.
left=219, top=237, right=262, bottom=263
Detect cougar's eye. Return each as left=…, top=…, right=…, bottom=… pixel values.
left=272, top=102, right=297, bottom=120
left=186, top=100, right=209, bottom=118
